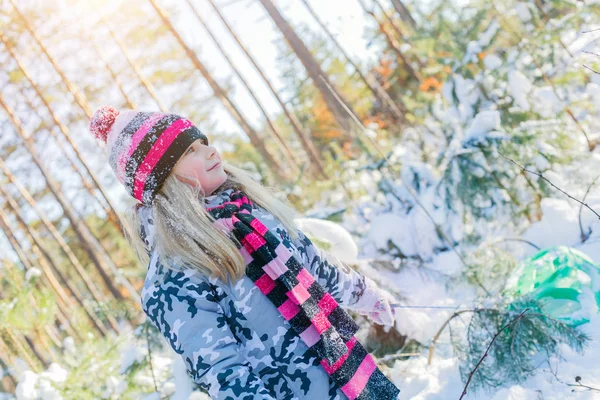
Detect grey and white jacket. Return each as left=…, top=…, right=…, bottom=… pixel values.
left=139, top=188, right=386, bottom=399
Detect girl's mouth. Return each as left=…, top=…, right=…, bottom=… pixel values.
left=208, top=161, right=221, bottom=171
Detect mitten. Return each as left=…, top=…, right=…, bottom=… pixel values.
left=348, top=276, right=397, bottom=327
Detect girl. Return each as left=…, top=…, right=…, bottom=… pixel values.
left=89, top=105, right=401, bottom=400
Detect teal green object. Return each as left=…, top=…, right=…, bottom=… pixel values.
left=505, top=246, right=600, bottom=327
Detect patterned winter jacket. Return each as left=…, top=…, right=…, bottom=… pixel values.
left=139, top=188, right=375, bottom=400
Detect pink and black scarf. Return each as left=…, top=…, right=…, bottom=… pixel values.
left=206, top=189, right=400, bottom=400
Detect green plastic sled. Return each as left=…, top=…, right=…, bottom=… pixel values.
left=505, top=246, right=600, bottom=327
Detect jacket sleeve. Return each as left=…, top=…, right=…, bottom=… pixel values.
left=291, top=230, right=371, bottom=310
left=141, top=263, right=276, bottom=400
left=292, top=230, right=397, bottom=325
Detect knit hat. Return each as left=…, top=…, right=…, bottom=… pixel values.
left=89, top=105, right=207, bottom=205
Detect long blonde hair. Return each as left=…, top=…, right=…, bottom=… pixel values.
left=123, top=161, right=300, bottom=283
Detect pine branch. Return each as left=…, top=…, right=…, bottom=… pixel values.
left=459, top=308, right=530, bottom=400
left=428, top=308, right=496, bottom=365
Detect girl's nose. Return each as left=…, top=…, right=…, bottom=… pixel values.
left=207, top=146, right=217, bottom=159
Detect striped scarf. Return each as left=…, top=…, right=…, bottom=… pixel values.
left=206, top=190, right=400, bottom=400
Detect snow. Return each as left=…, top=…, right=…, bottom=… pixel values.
left=294, top=217, right=359, bottom=264
left=515, top=3, right=533, bottom=23
left=463, top=110, right=502, bottom=143
left=15, top=364, right=67, bottom=400
left=508, top=70, right=533, bottom=111
left=24, top=268, right=41, bottom=282
left=483, top=54, right=502, bottom=70
left=4, top=3, right=600, bottom=400
left=531, top=86, right=563, bottom=118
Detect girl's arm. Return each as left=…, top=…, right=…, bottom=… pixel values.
left=142, top=265, right=276, bottom=400
left=292, top=230, right=396, bottom=326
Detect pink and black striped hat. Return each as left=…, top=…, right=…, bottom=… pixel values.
left=89, top=105, right=207, bottom=205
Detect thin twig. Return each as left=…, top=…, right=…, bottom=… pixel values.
left=491, top=238, right=540, bottom=250
left=428, top=309, right=495, bottom=365
left=145, top=321, right=159, bottom=393
left=390, top=303, right=471, bottom=310
left=376, top=352, right=423, bottom=364
left=582, top=28, right=600, bottom=33
left=498, top=152, right=600, bottom=220
left=583, top=65, right=600, bottom=75
left=578, top=174, right=600, bottom=243
left=546, top=360, right=600, bottom=392
left=458, top=309, right=530, bottom=399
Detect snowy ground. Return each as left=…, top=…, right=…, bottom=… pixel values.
left=374, top=152, right=600, bottom=399
left=10, top=153, right=600, bottom=400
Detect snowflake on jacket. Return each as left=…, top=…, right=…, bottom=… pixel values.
left=139, top=188, right=372, bottom=400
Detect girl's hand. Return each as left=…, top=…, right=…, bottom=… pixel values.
left=366, top=288, right=396, bottom=327
left=349, top=276, right=398, bottom=328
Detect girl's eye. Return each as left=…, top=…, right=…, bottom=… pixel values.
left=186, top=146, right=195, bottom=154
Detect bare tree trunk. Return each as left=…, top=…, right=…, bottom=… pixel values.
left=372, top=0, right=424, bottom=69
left=357, top=0, right=420, bottom=81
left=5, top=4, right=125, bottom=232
left=0, top=266, right=59, bottom=364
left=86, top=30, right=137, bottom=109
left=147, top=0, right=287, bottom=182
left=205, top=0, right=328, bottom=180
left=390, top=0, right=417, bottom=29
left=23, top=335, right=49, bottom=369
left=0, top=94, right=138, bottom=304
left=186, top=0, right=303, bottom=177
left=2, top=259, right=64, bottom=356
left=1, top=329, right=41, bottom=372
left=0, top=206, right=81, bottom=341
left=0, top=158, right=120, bottom=332
left=0, top=356, right=17, bottom=394
left=0, top=214, right=77, bottom=342
left=258, top=0, right=357, bottom=135
left=299, top=0, right=406, bottom=123
left=97, top=14, right=169, bottom=112
left=0, top=32, right=124, bottom=235
left=0, top=193, right=110, bottom=336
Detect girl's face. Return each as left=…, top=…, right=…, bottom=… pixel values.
left=172, top=138, right=227, bottom=196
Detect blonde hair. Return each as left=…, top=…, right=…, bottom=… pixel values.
left=123, top=161, right=300, bottom=283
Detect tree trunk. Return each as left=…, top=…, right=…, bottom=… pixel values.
left=98, top=14, right=169, bottom=112
left=0, top=206, right=88, bottom=339
left=206, top=0, right=328, bottom=180
left=1, top=329, right=41, bottom=372
left=0, top=158, right=120, bottom=332
left=0, top=28, right=125, bottom=234
left=258, top=0, right=357, bottom=135
left=0, top=93, right=138, bottom=304
left=148, top=0, right=287, bottom=182
left=0, top=212, right=79, bottom=342
left=299, top=0, right=406, bottom=124
left=0, top=356, right=17, bottom=394
left=390, top=0, right=417, bottom=29
left=372, top=0, right=424, bottom=69
left=186, top=0, right=303, bottom=178
left=0, top=194, right=110, bottom=336
left=86, top=29, right=138, bottom=109
left=357, top=0, right=420, bottom=82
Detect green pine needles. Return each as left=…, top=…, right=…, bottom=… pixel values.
left=451, top=298, right=590, bottom=392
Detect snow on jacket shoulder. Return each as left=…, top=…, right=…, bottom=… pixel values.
left=138, top=189, right=375, bottom=400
